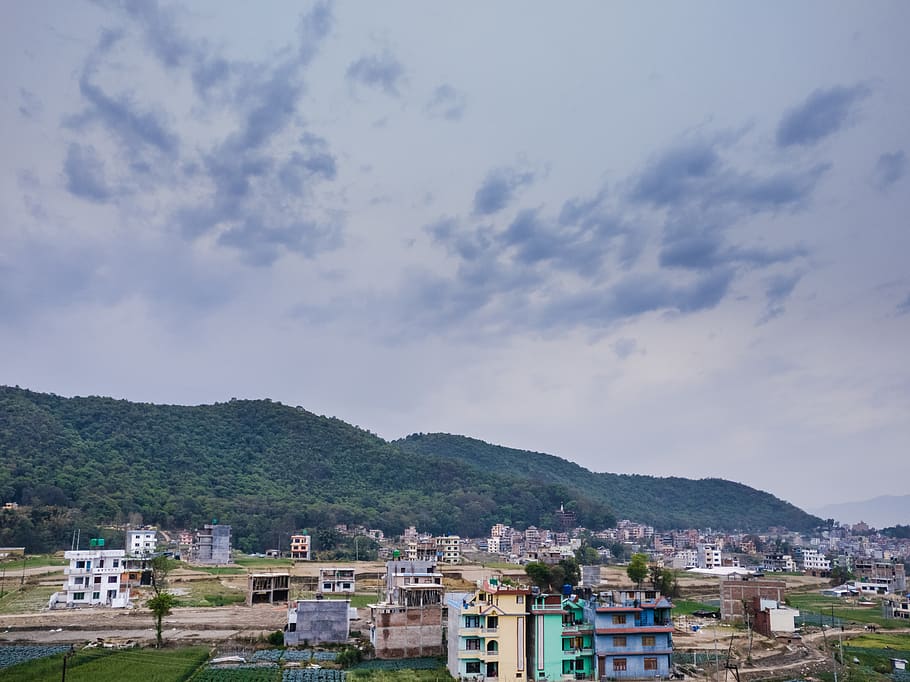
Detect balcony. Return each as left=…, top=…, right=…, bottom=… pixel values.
left=562, top=647, right=595, bottom=658
left=458, top=649, right=498, bottom=661
left=562, top=623, right=594, bottom=635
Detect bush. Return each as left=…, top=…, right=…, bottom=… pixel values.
left=267, top=631, right=285, bottom=647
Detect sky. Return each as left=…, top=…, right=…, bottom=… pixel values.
left=2, top=1, right=909, bottom=514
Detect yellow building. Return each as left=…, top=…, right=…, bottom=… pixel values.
left=447, top=578, right=530, bottom=681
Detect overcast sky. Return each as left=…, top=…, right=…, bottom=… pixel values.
left=2, top=1, right=908, bottom=513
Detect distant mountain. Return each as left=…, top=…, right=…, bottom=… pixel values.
left=809, top=495, right=910, bottom=529
left=395, top=433, right=822, bottom=532
left=0, top=386, right=822, bottom=553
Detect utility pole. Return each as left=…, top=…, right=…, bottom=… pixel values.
left=61, top=646, right=75, bottom=681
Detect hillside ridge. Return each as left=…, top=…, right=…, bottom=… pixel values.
left=0, top=386, right=821, bottom=553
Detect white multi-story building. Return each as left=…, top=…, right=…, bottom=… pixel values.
left=435, top=535, right=461, bottom=564
left=801, top=549, right=831, bottom=573
left=125, top=528, right=157, bottom=557
left=55, top=549, right=130, bottom=608
left=318, top=567, right=356, bottom=594
left=697, top=543, right=722, bottom=569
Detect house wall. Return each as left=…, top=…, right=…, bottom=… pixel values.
left=285, top=599, right=350, bottom=645
left=371, top=603, right=444, bottom=658
left=720, top=577, right=786, bottom=621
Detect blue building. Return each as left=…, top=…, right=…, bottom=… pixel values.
left=584, top=589, right=673, bottom=679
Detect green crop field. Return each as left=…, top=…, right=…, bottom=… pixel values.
left=348, top=669, right=453, bottom=681
left=672, top=599, right=720, bottom=616
left=2, top=646, right=209, bottom=681
left=787, top=593, right=902, bottom=629
left=0, top=584, right=58, bottom=614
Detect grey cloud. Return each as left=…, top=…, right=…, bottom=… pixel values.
left=70, top=73, right=179, bottom=157
left=632, top=136, right=828, bottom=213
left=473, top=167, right=535, bottom=216
left=873, top=150, right=906, bottom=190
left=536, top=268, right=735, bottom=330
left=612, top=337, right=641, bottom=359
left=346, top=51, right=406, bottom=96
left=632, top=140, right=720, bottom=206
left=18, top=88, right=43, bottom=120
left=218, top=216, right=342, bottom=267
left=759, top=271, right=803, bottom=323
left=63, top=143, right=112, bottom=202
left=660, top=223, right=808, bottom=271
left=119, top=0, right=192, bottom=68
left=776, top=84, right=870, bottom=148
left=298, top=1, right=334, bottom=66
left=426, top=84, right=466, bottom=121
left=897, top=293, right=910, bottom=316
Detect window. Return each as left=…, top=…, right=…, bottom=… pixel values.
left=487, top=641, right=498, bottom=653
left=107, top=590, right=117, bottom=600
left=94, top=577, right=102, bottom=584
left=108, top=576, right=117, bottom=583
left=92, top=592, right=100, bottom=600
left=516, top=595, right=523, bottom=604
left=73, top=592, right=85, bottom=600
left=76, top=561, right=85, bottom=569
left=323, top=583, right=332, bottom=590
left=613, top=658, right=627, bottom=671
left=612, top=614, right=627, bottom=625
left=486, top=616, right=498, bottom=629
left=642, top=635, right=656, bottom=647
left=465, top=662, right=481, bottom=674
left=645, top=658, right=658, bottom=671
left=465, top=616, right=480, bottom=628
left=113, top=560, right=119, bottom=568
left=613, top=636, right=627, bottom=647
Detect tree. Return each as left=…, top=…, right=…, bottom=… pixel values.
left=829, top=565, right=854, bottom=587
left=525, top=562, right=552, bottom=591
left=148, top=592, right=177, bottom=648
left=558, top=558, right=580, bottom=588
left=627, top=553, right=649, bottom=587
left=148, top=555, right=176, bottom=648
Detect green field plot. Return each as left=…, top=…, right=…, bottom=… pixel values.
left=0, top=584, right=58, bottom=614
left=174, top=578, right=246, bottom=607
left=233, top=557, right=294, bottom=569
left=787, top=593, right=901, bottom=629
left=194, top=664, right=281, bottom=681
left=671, top=599, right=720, bottom=616
left=2, top=646, right=209, bottom=682
left=348, top=669, right=453, bottom=681
left=839, top=632, right=910, bottom=680
left=187, top=566, right=247, bottom=576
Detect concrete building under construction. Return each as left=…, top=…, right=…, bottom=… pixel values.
left=369, top=558, right=445, bottom=659
left=247, top=573, right=290, bottom=606
left=190, top=524, right=232, bottom=565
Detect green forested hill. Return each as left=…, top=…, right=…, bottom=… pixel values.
left=0, top=386, right=819, bottom=552
left=0, top=386, right=612, bottom=551
left=395, top=433, right=821, bottom=532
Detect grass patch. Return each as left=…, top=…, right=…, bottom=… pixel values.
left=233, top=557, right=293, bottom=569
left=349, top=671, right=454, bottom=681
left=0, top=555, right=67, bottom=569
left=3, top=646, right=209, bottom=681
left=0, top=584, right=58, bottom=614
left=787, top=593, right=901, bottom=629
left=672, top=599, right=719, bottom=616
left=185, top=566, right=246, bottom=576
left=174, top=579, right=246, bottom=607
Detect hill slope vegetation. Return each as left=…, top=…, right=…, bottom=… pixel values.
left=0, top=386, right=820, bottom=552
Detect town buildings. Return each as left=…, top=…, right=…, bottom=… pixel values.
left=446, top=578, right=530, bottom=681
left=528, top=592, right=595, bottom=679
left=318, top=567, right=356, bottom=594
left=190, top=523, right=232, bottom=565
left=285, top=598, right=350, bottom=645
left=289, top=533, right=311, bottom=561
left=125, top=527, right=157, bottom=557
left=54, top=547, right=130, bottom=608
left=370, top=559, right=445, bottom=658
left=585, top=589, right=674, bottom=680
left=720, top=576, right=787, bottom=622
